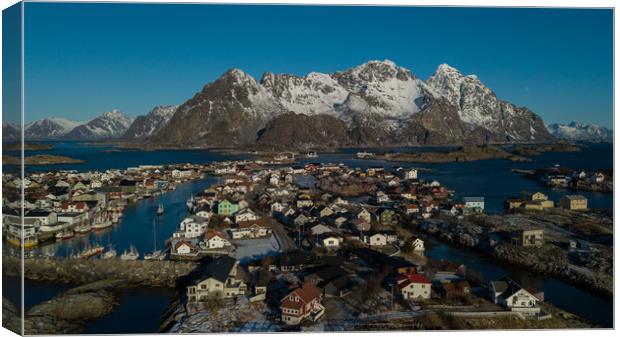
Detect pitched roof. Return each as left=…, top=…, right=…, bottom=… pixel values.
left=281, top=282, right=322, bottom=309
left=236, top=218, right=271, bottom=229
left=205, top=230, right=227, bottom=241
left=174, top=240, right=194, bottom=250
left=396, top=273, right=431, bottom=285
left=199, top=255, right=238, bottom=283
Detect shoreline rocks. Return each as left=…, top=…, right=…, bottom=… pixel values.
left=3, top=255, right=198, bottom=288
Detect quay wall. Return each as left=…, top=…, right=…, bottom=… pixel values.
left=3, top=255, right=198, bottom=288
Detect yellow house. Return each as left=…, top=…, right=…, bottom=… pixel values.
left=559, top=195, right=588, bottom=210
left=529, top=192, right=548, bottom=201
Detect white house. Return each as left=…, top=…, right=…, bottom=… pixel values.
left=186, top=256, right=246, bottom=301
left=174, top=240, right=194, bottom=255
left=489, top=277, right=540, bottom=310
left=204, top=230, right=232, bottom=249
left=235, top=209, right=258, bottom=223
left=365, top=233, right=388, bottom=246
left=320, top=235, right=343, bottom=249
left=396, top=273, right=432, bottom=300
left=174, top=216, right=208, bottom=239
left=463, top=197, right=485, bottom=213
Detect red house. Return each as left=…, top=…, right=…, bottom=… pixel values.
left=280, top=282, right=325, bottom=325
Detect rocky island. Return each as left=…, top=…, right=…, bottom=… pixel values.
left=3, top=155, right=85, bottom=165
left=374, top=145, right=530, bottom=163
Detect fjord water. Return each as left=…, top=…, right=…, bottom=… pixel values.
left=11, top=141, right=613, bottom=330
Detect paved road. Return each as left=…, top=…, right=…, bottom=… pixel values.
left=271, top=219, right=297, bottom=252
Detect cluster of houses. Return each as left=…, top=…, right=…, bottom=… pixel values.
left=2, top=164, right=204, bottom=250
left=174, top=160, right=552, bottom=327
left=535, top=167, right=611, bottom=193
left=505, top=191, right=588, bottom=212
left=5, top=155, right=556, bottom=326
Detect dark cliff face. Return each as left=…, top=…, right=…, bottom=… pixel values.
left=152, top=69, right=284, bottom=147
left=256, top=112, right=351, bottom=150
left=148, top=61, right=555, bottom=149
left=123, top=105, right=178, bottom=140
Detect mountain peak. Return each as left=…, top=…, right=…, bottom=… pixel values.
left=222, top=68, right=255, bottom=83
left=433, top=63, right=464, bottom=78
left=101, top=109, right=127, bottom=119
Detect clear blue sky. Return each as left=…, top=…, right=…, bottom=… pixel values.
left=17, top=3, right=613, bottom=127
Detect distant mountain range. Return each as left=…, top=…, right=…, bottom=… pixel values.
left=547, top=122, right=613, bottom=142
left=3, top=106, right=177, bottom=141
left=5, top=60, right=611, bottom=148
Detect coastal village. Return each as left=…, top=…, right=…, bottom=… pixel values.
left=1, top=151, right=612, bottom=332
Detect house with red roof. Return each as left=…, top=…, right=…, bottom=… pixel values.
left=280, top=282, right=325, bottom=325
left=396, top=273, right=432, bottom=300
left=61, top=201, right=88, bottom=213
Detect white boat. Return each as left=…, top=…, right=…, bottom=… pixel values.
left=144, top=250, right=165, bottom=260
left=91, top=212, right=113, bottom=231
left=74, top=223, right=91, bottom=234
left=55, top=229, right=74, bottom=240
left=101, top=246, right=117, bottom=259
left=120, top=245, right=139, bottom=260
left=144, top=219, right=165, bottom=260
left=156, top=203, right=164, bottom=215
left=356, top=151, right=375, bottom=159
left=186, top=195, right=195, bottom=211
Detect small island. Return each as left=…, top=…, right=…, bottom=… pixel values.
left=3, top=142, right=54, bottom=151
left=374, top=145, right=530, bottom=163
left=3, top=155, right=85, bottom=165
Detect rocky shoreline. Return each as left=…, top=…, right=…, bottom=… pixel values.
left=2, top=256, right=202, bottom=334
left=3, top=255, right=198, bottom=287
left=420, top=222, right=613, bottom=298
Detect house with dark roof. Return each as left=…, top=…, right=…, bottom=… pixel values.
left=186, top=256, right=246, bottom=301
left=489, top=277, right=540, bottom=311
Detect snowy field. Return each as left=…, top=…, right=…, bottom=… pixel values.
left=231, top=235, right=280, bottom=262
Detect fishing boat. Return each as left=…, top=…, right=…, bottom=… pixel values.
left=55, top=229, right=75, bottom=240
left=156, top=203, right=164, bottom=215
left=120, top=244, right=140, bottom=260
left=186, top=195, right=196, bottom=212
left=6, top=235, right=38, bottom=248
left=74, top=223, right=91, bottom=234
left=80, top=244, right=105, bottom=259
left=101, top=245, right=117, bottom=259
left=91, top=212, right=113, bottom=231
left=144, top=219, right=165, bottom=260
left=306, top=151, right=318, bottom=158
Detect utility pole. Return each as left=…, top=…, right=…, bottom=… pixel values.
left=390, top=283, right=394, bottom=311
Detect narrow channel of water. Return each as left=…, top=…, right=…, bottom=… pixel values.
left=425, top=238, right=613, bottom=327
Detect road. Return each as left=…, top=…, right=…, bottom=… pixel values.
left=271, top=218, right=297, bottom=252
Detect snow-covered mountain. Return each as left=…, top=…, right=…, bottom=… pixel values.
left=142, top=60, right=556, bottom=147
left=547, top=121, right=612, bottom=142
left=64, top=110, right=133, bottom=140
left=2, top=123, right=20, bottom=141
left=24, top=118, right=83, bottom=139
left=123, top=105, right=178, bottom=139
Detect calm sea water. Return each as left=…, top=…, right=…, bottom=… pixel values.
left=4, top=141, right=614, bottom=330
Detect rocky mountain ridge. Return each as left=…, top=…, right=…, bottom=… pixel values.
left=547, top=121, right=612, bottom=142
left=152, top=60, right=555, bottom=148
